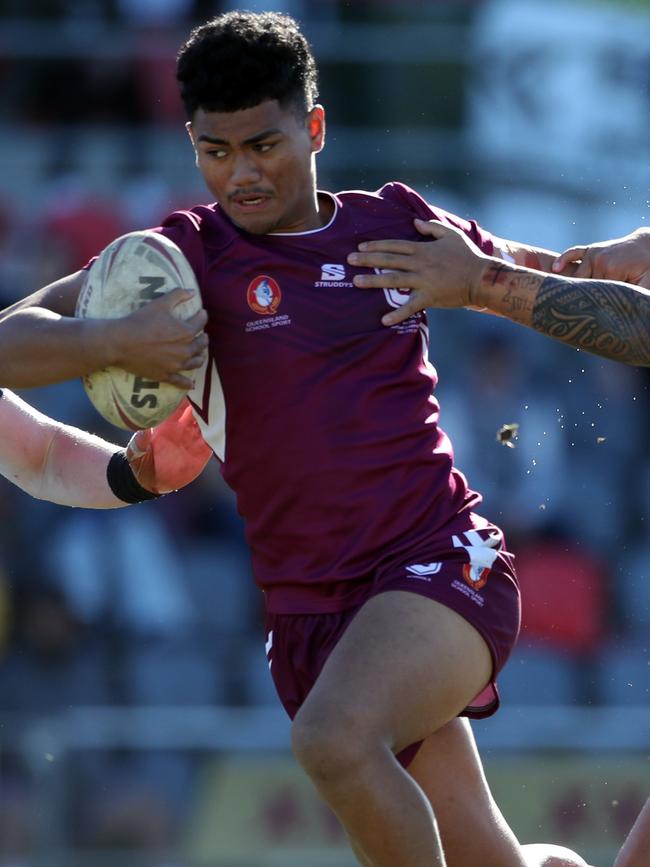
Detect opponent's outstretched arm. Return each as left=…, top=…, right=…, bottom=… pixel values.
left=0, top=390, right=212, bottom=507
left=349, top=220, right=650, bottom=366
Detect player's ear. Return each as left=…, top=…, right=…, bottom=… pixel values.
left=307, top=105, right=325, bottom=154
left=185, top=121, right=199, bottom=166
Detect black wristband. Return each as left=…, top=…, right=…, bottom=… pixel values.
left=106, top=449, right=161, bottom=504
left=0, top=388, right=4, bottom=399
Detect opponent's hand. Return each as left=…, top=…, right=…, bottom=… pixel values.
left=126, top=398, right=213, bottom=494
left=106, top=288, right=208, bottom=389
left=553, top=228, right=650, bottom=289
left=348, top=219, right=488, bottom=326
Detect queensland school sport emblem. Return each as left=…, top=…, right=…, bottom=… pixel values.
left=462, top=563, right=491, bottom=591
left=247, top=275, right=282, bottom=315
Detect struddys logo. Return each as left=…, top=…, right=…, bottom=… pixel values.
left=247, top=275, right=282, bottom=315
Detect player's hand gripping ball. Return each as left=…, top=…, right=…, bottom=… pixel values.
left=76, top=231, right=203, bottom=430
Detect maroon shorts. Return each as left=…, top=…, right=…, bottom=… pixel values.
left=264, top=521, right=521, bottom=768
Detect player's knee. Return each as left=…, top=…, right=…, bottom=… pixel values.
left=291, top=704, right=374, bottom=783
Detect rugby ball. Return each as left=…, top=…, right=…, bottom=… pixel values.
left=76, top=230, right=203, bottom=431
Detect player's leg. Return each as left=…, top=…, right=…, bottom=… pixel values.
left=407, top=718, right=528, bottom=867
left=290, top=590, right=493, bottom=867
left=614, top=798, right=650, bottom=867
left=520, top=844, right=593, bottom=866
left=409, top=719, right=593, bottom=867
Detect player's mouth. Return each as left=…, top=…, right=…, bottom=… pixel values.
left=230, top=192, right=273, bottom=212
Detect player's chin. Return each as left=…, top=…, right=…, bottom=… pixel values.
left=225, top=205, right=279, bottom=236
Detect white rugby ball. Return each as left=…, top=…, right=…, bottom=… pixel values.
left=76, top=230, right=203, bottom=431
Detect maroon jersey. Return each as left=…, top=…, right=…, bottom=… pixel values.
left=158, top=183, right=495, bottom=613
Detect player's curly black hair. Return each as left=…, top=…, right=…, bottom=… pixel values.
left=176, top=11, right=319, bottom=119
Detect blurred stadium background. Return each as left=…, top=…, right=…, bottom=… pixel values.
left=0, top=0, right=648, bottom=865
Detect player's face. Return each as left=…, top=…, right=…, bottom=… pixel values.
left=187, top=100, right=326, bottom=235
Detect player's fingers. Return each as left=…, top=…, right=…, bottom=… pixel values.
left=183, top=354, right=206, bottom=371
left=349, top=250, right=414, bottom=271
left=381, top=296, right=424, bottom=326
left=413, top=218, right=455, bottom=239
left=166, top=372, right=195, bottom=390
left=186, top=335, right=208, bottom=360
left=162, top=287, right=196, bottom=308
left=553, top=246, right=587, bottom=272
left=186, top=308, right=208, bottom=332
left=191, top=332, right=209, bottom=351
left=353, top=270, right=413, bottom=289
left=355, top=239, right=417, bottom=255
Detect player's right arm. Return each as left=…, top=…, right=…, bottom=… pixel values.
left=0, top=271, right=208, bottom=389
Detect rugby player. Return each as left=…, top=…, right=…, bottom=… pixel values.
left=0, top=386, right=596, bottom=867
left=0, top=11, right=631, bottom=866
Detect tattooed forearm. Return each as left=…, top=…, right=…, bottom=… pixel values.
left=532, top=276, right=650, bottom=366
left=477, top=260, right=650, bottom=365
left=480, top=262, right=538, bottom=321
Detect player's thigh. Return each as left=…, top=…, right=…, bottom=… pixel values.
left=295, top=590, right=493, bottom=755
left=408, top=717, right=528, bottom=867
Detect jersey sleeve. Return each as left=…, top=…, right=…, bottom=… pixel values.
left=377, top=181, right=494, bottom=255
left=153, top=208, right=209, bottom=287
left=82, top=207, right=210, bottom=277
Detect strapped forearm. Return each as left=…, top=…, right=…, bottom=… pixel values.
left=475, top=260, right=650, bottom=366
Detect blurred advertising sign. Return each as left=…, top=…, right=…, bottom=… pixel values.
left=184, top=754, right=351, bottom=866
left=183, top=752, right=647, bottom=865
left=488, top=754, right=649, bottom=866
left=468, top=0, right=650, bottom=185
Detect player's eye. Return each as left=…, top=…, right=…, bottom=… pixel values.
left=206, top=148, right=228, bottom=159
left=255, top=142, right=276, bottom=153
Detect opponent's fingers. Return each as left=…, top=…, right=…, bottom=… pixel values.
left=381, top=297, right=423, bottom=326
left=356, top=238, right=417, bottom=255
left=573, top=258, right=594, bottom=279
left=553, top=246, right=587, bottom=272
left=349, top=250, right=414, bottom=271
left=353, top=270, right=414, bottom=289
left=637, top=271, right=650, bottom=290
left=413, top=218, right=456, bottom=239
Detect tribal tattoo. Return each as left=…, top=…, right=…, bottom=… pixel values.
left=532, top=276, right=650, bottom=365
left=481, top=263, right=650, bottom=365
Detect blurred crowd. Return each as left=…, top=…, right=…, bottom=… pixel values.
left=0, top=0, right=648, bottom=864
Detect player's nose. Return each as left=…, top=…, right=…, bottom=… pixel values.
left=230, top=152, right=262, bottom=186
